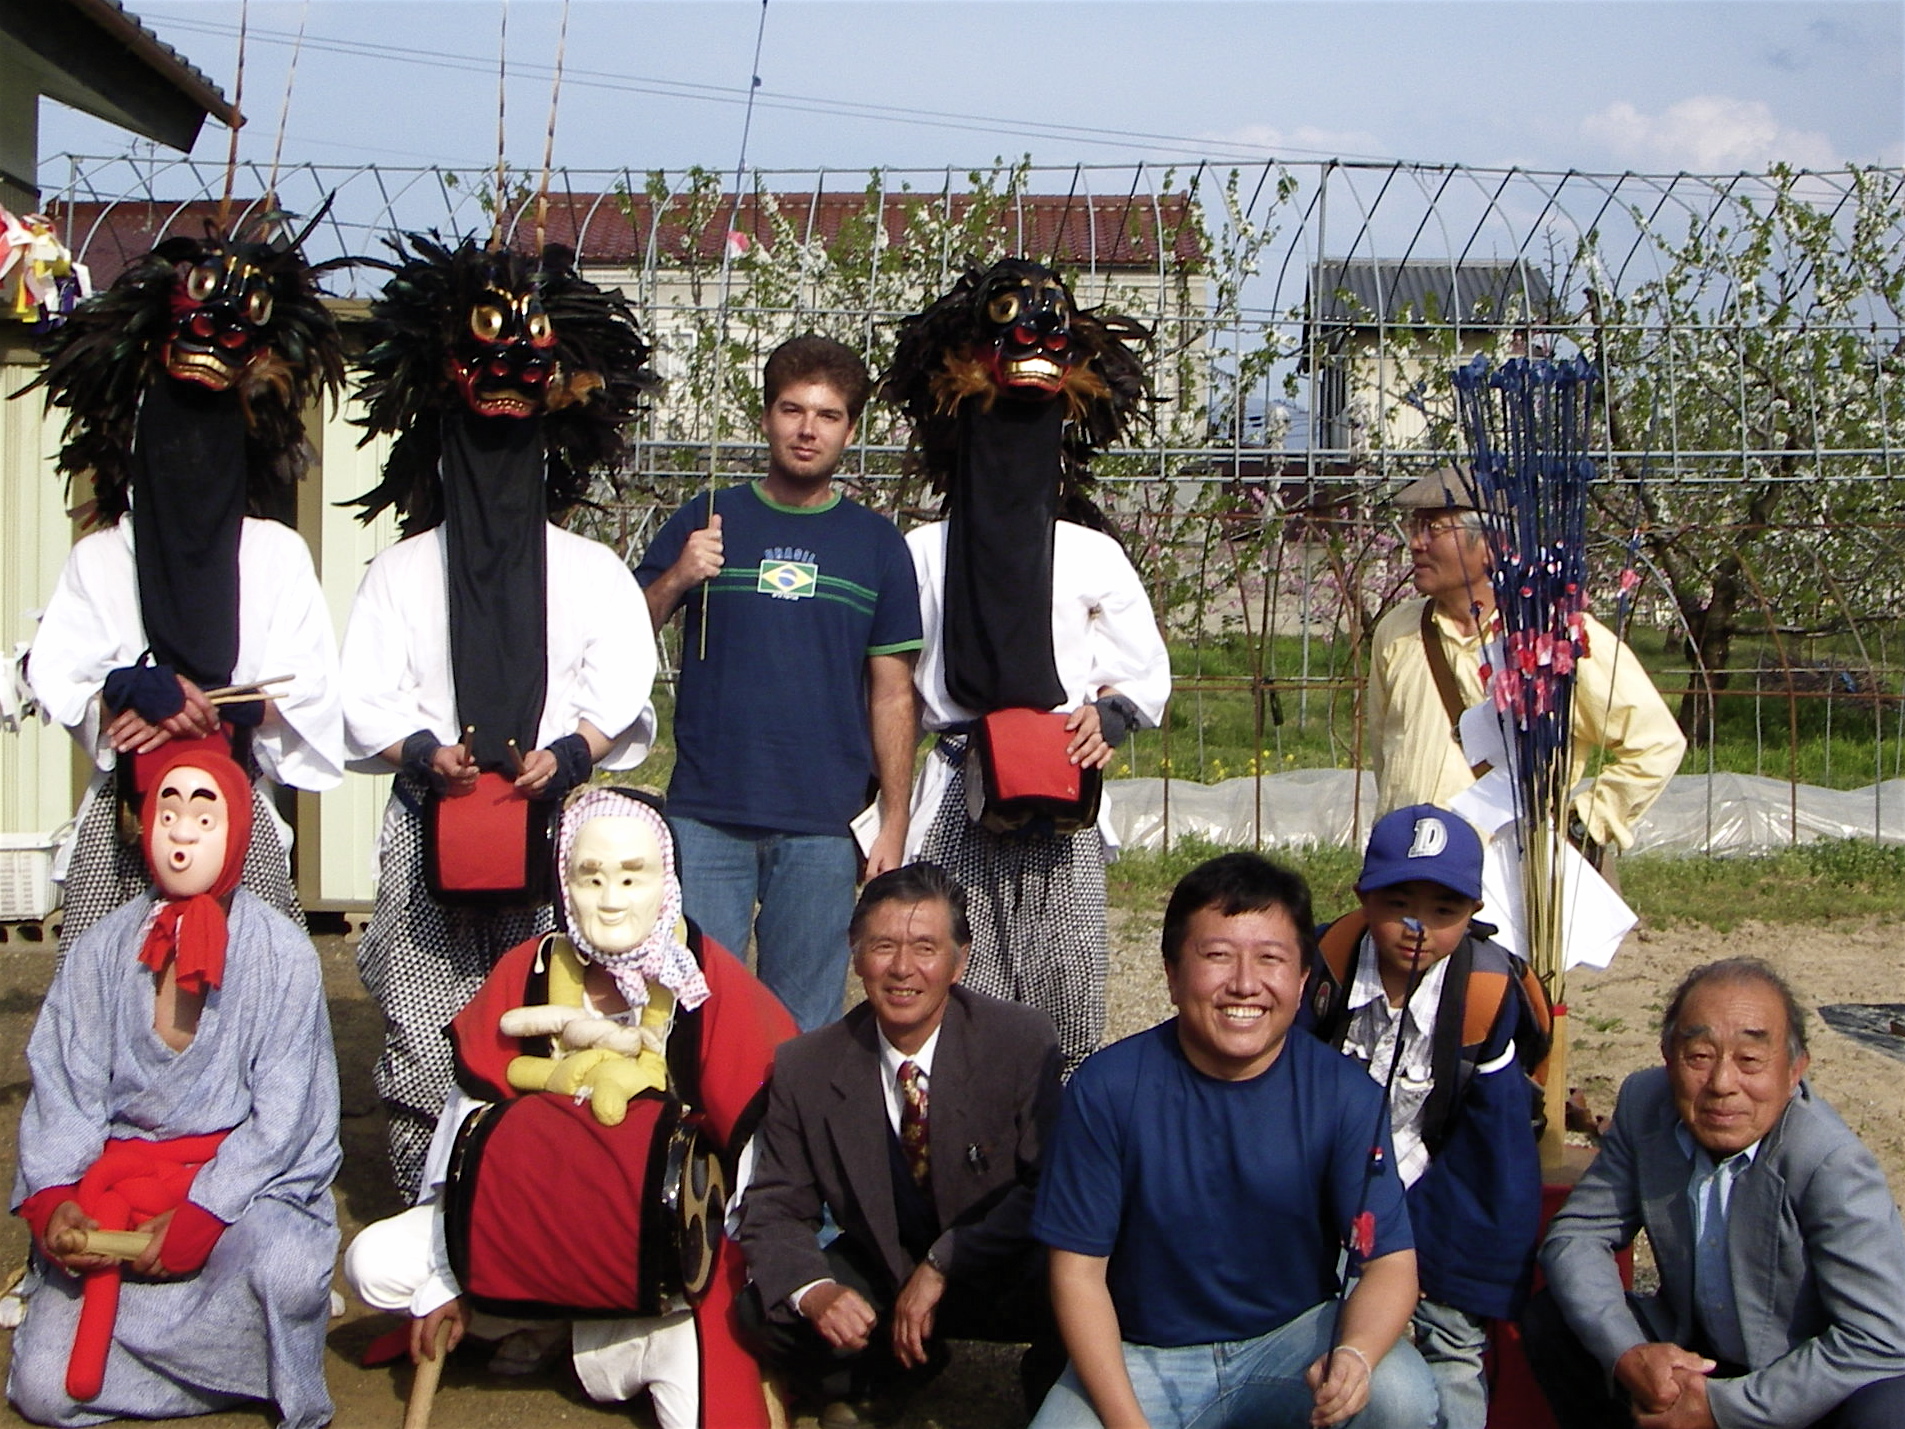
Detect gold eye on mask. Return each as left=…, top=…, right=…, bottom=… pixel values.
left=987, top=292, right=1022, bottom=326
left=186, top=264, right=221, bottom=302
left=469, top=304, right=507, bottom=343
left=244, top=287, right=274, bottom=326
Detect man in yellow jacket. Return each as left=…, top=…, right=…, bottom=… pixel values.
left=1364, top=468, right=1686, bottom=860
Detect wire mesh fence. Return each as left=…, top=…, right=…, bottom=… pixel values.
left=36, top=153, right=1905, bottom=845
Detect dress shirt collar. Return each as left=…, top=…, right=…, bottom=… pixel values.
left=1676, top=1123, right=1763, bottom=1180
left=1347, top=934, right=1451, bottom=1034
left=876, top=1022, right=944, bottom=1136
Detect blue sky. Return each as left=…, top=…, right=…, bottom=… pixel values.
left=36, top=1, right=1903, bottom=180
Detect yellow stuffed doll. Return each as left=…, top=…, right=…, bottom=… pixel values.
left=498, top=930, right=681, bottom=1126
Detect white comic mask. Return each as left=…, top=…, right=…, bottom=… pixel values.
left=565, top=816, right=666, bottom=956
left=150, top=764, right=231, bottom=900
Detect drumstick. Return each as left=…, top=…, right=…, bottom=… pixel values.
left=403, top=1318, right=453, bottom=1429
left=207, top=691, right=285, bottom=707
left=505, top=739, right=525, bottom=778
left=49, top=1228, right=153, bottom=1261
left=199, top=675, right=293, bottom=700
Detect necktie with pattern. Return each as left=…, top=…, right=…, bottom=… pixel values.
left=898, top=1059, right=930, bottom=1189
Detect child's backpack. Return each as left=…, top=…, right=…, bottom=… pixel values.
left=1306, top=910, right=1554, bottom=1149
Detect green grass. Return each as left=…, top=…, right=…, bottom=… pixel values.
left=1107, top=836, right=1905, bottom=933
left=1101, top=627, right=1905, bottom=792
left=1106, top=837, right=1364, bottom=920
left=1618, top=838, right=1905, bottom=931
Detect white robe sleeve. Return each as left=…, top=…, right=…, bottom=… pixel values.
left=27, top=521, right=345, bottom=789
left=559, top=536, right=657, bottom=772
left=339, top=540, right=433, bottom=770
left=1080, top=536, right=1172, bottom=728
left=25, top=529, right=133, bottom=771
left=243, top=521, right=344, bottom=791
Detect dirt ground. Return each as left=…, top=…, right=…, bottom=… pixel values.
left=0, top=910, right=1899, bottom=1429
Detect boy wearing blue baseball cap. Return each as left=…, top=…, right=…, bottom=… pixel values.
left=1303, top=804, right=1546, bottom=1429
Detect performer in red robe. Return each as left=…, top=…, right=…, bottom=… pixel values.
left=342, top=787, right=793, bottom=1429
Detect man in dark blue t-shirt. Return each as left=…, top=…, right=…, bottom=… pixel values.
left=1030, top=853, right=1439, bottom=1429
left=637, top=336, right=922, bottom=1031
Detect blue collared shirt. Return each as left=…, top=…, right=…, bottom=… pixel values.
left=1676, top=1124, right=1762, bottom=1366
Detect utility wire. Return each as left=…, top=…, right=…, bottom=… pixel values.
left=149, top=13, right=1410, bottom=167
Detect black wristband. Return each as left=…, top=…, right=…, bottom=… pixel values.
left=540, top=732, right=594, bottom=802
left=101, top=661, right=185, bottom=723
left=401, top=730, right=442, bottom=786
left=1093, top=693, right=1143, bottom=749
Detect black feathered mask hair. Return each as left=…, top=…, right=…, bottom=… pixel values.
left=22, top=207, right=344, bottom=524
left=880, top=257, right=1151, bottom=515
left=348, top=233, right=657, bottom=535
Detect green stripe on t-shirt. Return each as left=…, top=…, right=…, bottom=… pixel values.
left=709, top=567, right=876, bottom=616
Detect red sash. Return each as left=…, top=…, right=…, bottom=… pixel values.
left=67, top=1130, right=231, bottom=1401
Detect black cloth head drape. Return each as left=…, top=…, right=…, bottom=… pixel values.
left=942, top=399, right=1067, bottom=713
left=441, top=411, right=549, bottom=771
left=129, top=379, right=248, bottom=689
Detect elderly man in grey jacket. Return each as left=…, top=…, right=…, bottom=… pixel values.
left=1526, top=957, right=1905, bottom=1429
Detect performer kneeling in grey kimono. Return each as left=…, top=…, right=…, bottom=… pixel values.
left=9, top=746, right=341, bottom=1429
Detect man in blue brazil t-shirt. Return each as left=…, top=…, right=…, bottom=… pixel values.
left=638, top=336, right=922, bottom=1030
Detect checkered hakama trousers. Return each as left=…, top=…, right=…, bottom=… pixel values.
left=57, top=783, right=302, bottom=964
left=917, top=746, right=1106, bottom=1077
left=357, top=775, right=552, bottom=1201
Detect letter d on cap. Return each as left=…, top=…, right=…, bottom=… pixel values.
left=1407, top=817, right=1447, bottom=859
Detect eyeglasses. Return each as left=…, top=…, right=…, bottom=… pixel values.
left=1399, top=514, right=1476, bottom=542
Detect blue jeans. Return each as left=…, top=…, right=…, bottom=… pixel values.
left=668, top=815, right=858, bottom=1031
left=1030, top=1302, right=1437, bottom=1429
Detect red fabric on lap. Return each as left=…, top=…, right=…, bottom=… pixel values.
left=65, top=1131, right=231, bottom=1402
left=156, top=1200, right=228, bottom=1275
left=17, top=1185, right=78, bottom=1246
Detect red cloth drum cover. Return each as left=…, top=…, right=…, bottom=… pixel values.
left=968, top=707, right=1103, bottom=834
left=444, top=1091, right=725, bottom=1319
left=423, top=772, right=552, bottom=905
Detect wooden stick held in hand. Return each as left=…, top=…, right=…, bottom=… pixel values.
left=50, top=1228, right=152, bottom=1261
left=403, top=1319, right=453, bottom=1429
left=200, top=675, right=293, bottom=701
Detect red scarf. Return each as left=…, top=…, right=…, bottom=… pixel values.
left=136, top=747, right=253, bottom=994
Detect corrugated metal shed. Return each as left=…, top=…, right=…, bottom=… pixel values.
left=1308, top=258, right=1554, bottom=326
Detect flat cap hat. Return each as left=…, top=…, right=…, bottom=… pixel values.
left=1392, top=466, right=1477, bottom=511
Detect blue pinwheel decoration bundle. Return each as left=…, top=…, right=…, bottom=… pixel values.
left=1452, top=353, right=1601, bottom=994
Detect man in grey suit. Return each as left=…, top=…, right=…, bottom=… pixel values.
left=738, top=862, right=1065, bottom=1426
left=1527, top=957, right=1905, bottom=1429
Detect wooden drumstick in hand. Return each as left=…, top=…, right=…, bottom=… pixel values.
left=403, top=1318, right=453, bottom=1429
left=50, top=1227, right=153, bottom=1261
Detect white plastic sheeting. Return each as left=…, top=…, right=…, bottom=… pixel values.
left=1105, top=772, right=1905, bottom=857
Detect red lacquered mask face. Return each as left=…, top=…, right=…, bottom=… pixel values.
left=448, top=288, right=558, bottom=418
left=977, top=264, right=1076, bottom=397
left=162, top=254, right=274, bottom=391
